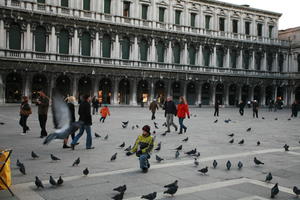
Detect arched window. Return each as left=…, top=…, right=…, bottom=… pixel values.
left=9, top=24, right=21, bottom=50
left=59, top=29, right=69, bottom=54
left=173, top=42, right=180, bottom=64
left=216, top=47, right=224, bottom=67
left=203, top=46, right=211, bottom=66
left=35, top=26, right=46, bottom=52
left=122, top=37, right=130, bottom=60
left=140, top=39, right=148, bottom=61
left=189, top=46, right=196, bottom=65
left=102, top=34, right=111, bottom=58
left=81, top=32, right=91, bottom=56
left=157, top=41, right=165, bottom=63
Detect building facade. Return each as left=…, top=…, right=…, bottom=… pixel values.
left=0, top=0, right=299, bottom=106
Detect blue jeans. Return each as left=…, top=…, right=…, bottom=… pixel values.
left=139, top=154, right=150, bottom=169
left=71, top=125, right=92, bottom=148
left=178, top=117, right=186, bottom=133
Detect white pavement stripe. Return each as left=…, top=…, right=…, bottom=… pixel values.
left=287, top=151, right=300, bottom=156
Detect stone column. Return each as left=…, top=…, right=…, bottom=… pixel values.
left=273, top=53, right=278, bottom=72
left=249, top=86, right=254, bottom=101
left=238, top=49, right=243, bottom=69
left=283, top=87, right=288, bottom=106
left=167, top=40, right=172, bottom=63
left=130, top=78, right=137, bottom=105
left=210, top=83, right=216, bottom=106
left=167, top=80, right=172, bottom=97
left=24, top=74, right=31, bottom=97
left=73, top=29, right=79, bottom=56
left=224, top=84, right=229, bottom=106
left=72, top=75, right=78, bottom=98
left=196, top=82, right=202, bottom=105
left=182, top=81, right=187, bottom=99
left=95, top=32, right=100, bottom=57
left=212, top=46, right=217, bottom=67
left=113, top=77, right=119, bottom=105
left=93, top=77, right=99, bottom=97
left=25, top=24, right=32, bottom=51
left=150, top=38, right=156, bottom=62
left=133, top=36, right=138, bottom=61
left=50, top=26, right=57, bottom=60
left=251, top=51, right=255, bottom=70
left=0, top=74, right=4, bottom=104
left=0, top=20, right=5, bottom=50
left=114, top=34, right=120, bottom=59
left=237, top=85, right=242, bottom=102
left=49, top=74, right=56, bottom=100
left=262, top=52, right=267, bottom=71
left=150, top=79, right=154, bottom=102
left=198, top=45, right=203, bottom=66
left=226, top=48, right=230, bottom=68
left=183, top=42, right=188, bottom=65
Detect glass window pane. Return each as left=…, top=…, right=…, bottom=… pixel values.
left=83, top=0, right=90, bottom=11
left=257, top=24, right=263, bottom=36
left=142, top=5, right=148, bottom=20
left=245, top=22, right=250, bottom=35
left=232, top=20, right=238, bottom=33
left=189, top=46, right=196, bottom=65
left=191, top=13, right=196, bottom=27
left=219, top=18, right=225, bottom=31
left=123, top=2, right=130, bottom=17
left=205, top=16, right=211, bottom=29
left=104, top=0, right=111, bottom=14
left=9, top=24, right=21, bottom=50
left=59, top=30, right=69, bottom=54
left=35, top=27, right=46, bottom=52
left=173, top=43, right=180, bottom=63
left=102, top=35, right=111, bottom=58
left=159, top=7, right=165, bottom=22
left=122, top=38, right=130, bottom=60
left=157, top=42, right=164, bottom=63
left=140, top=40, right=148, bottom=61
left=61, top=0, right=68, bottom=7
left=175, top=10, right=181, bottom=25
left=81, top=32, right=91, bottom=56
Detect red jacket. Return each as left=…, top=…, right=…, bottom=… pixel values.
left=177, top=103, right=190, bottom=118
left=100, top=107, right=110, bottom=117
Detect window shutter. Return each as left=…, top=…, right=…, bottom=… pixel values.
left=104, top=0, right=111, bottom=14
left=61, top=0, right=68, bottom=7
left=205, top=16, right=210, bottom=29
left=81, top=32, right=91, bottom=56
left=157, top=42, right=164, bottom=63
left=142, top=5, right=148, bottom=20
left=9, top=24, right=21, bottom=50
left=217, top=49, right=224, bottom=67
left=140, top=40, right=148, bottom=61
left=83, top=0, right=90, bottom=11
left=122, top=38, right=130, bottom=60
left=230, top=51, right=237, bottom=68
left=37, top=0, right=45, bottom=3
left=175, top=10, right=181, bottom=25
left=189, top=46, right=196, bottom=65
left=159, top=8, right=165, bottom=22
left=102, top=35, right=111, bottom=58
left=173, top=43, right=180, bottom=64
left=203, top=47, right=210, bottom=66
left=35, top=27, right=46, bottom=52
left=191, top=13, right=196, bottom=27
left=59, top=30, right=69, bottom=54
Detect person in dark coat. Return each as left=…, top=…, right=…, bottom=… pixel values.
left=291, top=101, right=298, bottom=117
left=63, top=96, right=76, bottom=148
left=92, top=96, right=99, bottom=115
left=214, top=100, right=220, bottom=117
left=36, top=91, right=49, bottom=138
left=252, top=100, right=259, bottom=118
left=149, top=99, right=159, bottom=120
left=19, top=96, right=32, bottom=135
left=238, top=100, right=245, bottom=116
left=71, top=94, right=94, bottom=150
left=268, top=100, right=274, bottom=111
left=163, top=96, right=178, bottom=133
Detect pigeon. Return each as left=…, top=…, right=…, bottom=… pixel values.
left=43, top=92, right=83, bottom=145
left=214, top=119, right=218, bottom=123
left=156, top=155, right=164, bottom=162
left=182, top=137, right=189, bottom=142
left=271, top=183, right=279, bottom=198
left=194, top=114, right=197, bottom=117
left=265, top=172, right=272, bottom=182
left=95, top=132, right=101, bottom=138
left=112, top=191, right=124, bottom=200
left=262, top=117, right=265, bottom=119
left=246, top=128, right=251, bottom=132
left=154, top=122, right=158, bottom=126
left=49, top=176, right=57, bottom=186
left=229, top=139, right=234, bottom=144
left=35, top=176, right=44, bottom=189
left=132, top=126, right=135, bottom=130
left=51, top=154, right=61, bottom=161
left=122, top=121, right=129, bottom=125
left=57, top=176, right=64, bottom=186
left=228, top=133, right=234, bottom=137
left=185, top=148, right=197, bottom=155
left=16, top=159, right=22, bottom=168
left=254, top=157, right=264, bottom=165
left=119, top=142, right=125, bottom=148
left=83, top=168, right=89, bottom=176
left=275, top=118, right=278, bottom=120
left=136, top=125, right=139, bottom=128
left=122, top=124, right=127, bottom=129
left=153, top=131, right=156, bottom=134
left=198, top=166, right=208, bottom=174
left=238, top=139, right=244, bottom=145
left=155, top=142, right=161, bottom=151
left=0, top=122, right=5, bottom=125
left=124, top=145, right=131, bottom=152
left=224, top=119, right=230, bottom=123
left=104, top=134, right=109, bottom=140
left=283, top=144, right=289, bottom=151
left=175, top=145, right=182, bottom=151
left=19, top=163, right=26, bottom=175
left=31, top=151, right=39, bottom=159
left=257, top=141, right=261, bottom=146
left=113, top=185, right=127, bottom=193
left=293, top=186, right=300, bottom=196
left=213, top=160, right=218, bottom=168
left=237, top=161, right=243, bottom=169
left=72, top=157, right=80, bottom=166
left=141, top=192, right=157, bottom=200
left=194, top=158, right=199, bottom=166
left=226, top=160, right=231, bottom=170
left=163, top=185, right=178, bottom=196
left=164, top=180, right=178, bottom=188
left=111, top=153, right=117, bottom=161
left=154, top=124, right=159, bottom=129
left=175, top=150, right=180, bottom=159
left=288, top=118, right=291, bottom=121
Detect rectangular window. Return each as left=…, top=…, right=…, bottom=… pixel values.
left=104, top=0, right=111, bottom=14
left=219, top=18, right=225, bottom=31
left=123, top=1, right=130, bottom=17
left=83, top=0, right=90, bottom=11
left=175, top=10, right=181, bottom=25
left=37, top=0, right=45, bottom=3
left=61, top=0, right=68, bottom=7
left=269, top=25, right=273, bottom=38
left=205, top=15, right=211, bottom=29
left=232, top=20, right=238, bottom=33
left=245, top=21, right=250, bottom=35
left=190, top=13, right=196, bottom=27
left=159, top=7, right=165, bottom=22
left=257, top=23, right=263, bottom=37
left=141, top=4, right=148, bottom=20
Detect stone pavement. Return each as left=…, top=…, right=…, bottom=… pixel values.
left=0, top=105, right=299, bottom=200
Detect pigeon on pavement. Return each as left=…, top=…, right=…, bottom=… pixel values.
left=271, top=183, right=279, bottom=198
left=175, top=145, right=182, bottom=151
left=293, top=186, right=300, bottom=196
left=49, top=176, right=57, bottom=186
left=113, top=185, right=127, bottom=193
left=198, top=166, right=208, bottom=175
left=237, top=161, right=243, bottom=169
left=111, top=153, right=117, bottom=161
left=164, top=180, right=178, bottom=188
left=141, top=192, right=157, bottom=200
left=265, top=172, right=272, bottom=182
left=95, top=132, right=101, bottom=138
left=51, top=154, right=61, bottom=161
left=119, top=142, right=125, bottom=148
left=213, top=160, right=218, bottom=168
left=83, top=168, right=89, bottom=176
left=155, top=155, right=164, bottom=162
left=238, top=139, right=244, bottom=145
left=31, top=151, right=39, bottom=159
left=72, top=157, right=80, bottom=166
left=57, top=176, right=64, bottom=186
left=226, top=160, right=231, bottom=170
left=182, top=137, right=188, bottom=142
left=283, top=144, right=289, bottom=151
left=35, top=176, right=44, bottom=189
left=175, top=150, right=180, bottom=159
left=246, top=128, right=251, bottom=132
left=112, top=191, right=124, bottom=200
left=163, top=185, right=178, bottom=196
left=254, top=157, right=264, bottom=165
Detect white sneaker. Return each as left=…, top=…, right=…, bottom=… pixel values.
left=20, top=133, right=26, bottom=136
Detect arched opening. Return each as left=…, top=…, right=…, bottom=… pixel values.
left=295, top=86, right=300, bottom=102
left=59, top=29, right=69, bottom=54
left=78, top=76, right=92, bottom=99
left=172, top=81, right=181, bottom=103
left=35, top=26, right=46, bottom=52
left=99, top=78, right=112, bottom=104
left=118, top=79, right=130, bottom=104
left=215, top=83, right=224, bottom=104
left=253, top=86, right=261, bottom=103
left=9, top=23, right=21, bottom=50
left=229, top=84, right=237, bottom=106
left=56, top=75, right=71, bottom=97
left=137, top=80, right=149, bottom=104
left=241, top=85, right=249, bottom=102
left=140, top=39, right=148, bottom=61
left=173, top=42, right=181, bottom=64
left=201, top=83, right=210, bottom=105
left=31, top=74, right=48, bottom=103
left=5, top=72, right=22, bottom=103
left=102, top=34, right=111, bottom=58
left=155, top=80, right=165, bottom=104
left=186, top=82, right=196, bottom=105
left=265, top=85, right=273, bottom=105
left=81, top=32, right=91, bottom=56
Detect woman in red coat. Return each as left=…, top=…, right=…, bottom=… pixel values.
left=177, top=96, right=190, bottom=134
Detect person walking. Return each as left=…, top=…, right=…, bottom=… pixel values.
left=36, top=91, right=49, bottom=138
left=99, top=105, right=110, bottom=123
left=92, top=96, right=99, bottom=115
left=19, top=96, right=32, bottom=135
left=252, top=100, right=259, bottom=118
left=214, top=100, right=220, bottom=117
left=126, top=125, right=154, bottom=173
left=71, top=94, right=94, bottom=150
left=63, top=96, right=76, bottom=148
left=163, top=96, right=178, bottom=133
left=149, top=99, right=159, bottom=120
left=238, top=100, right=245, bottom=116
left=291, top=101, right=298, bottom=117
left=177, top=96, right=190, bottom=134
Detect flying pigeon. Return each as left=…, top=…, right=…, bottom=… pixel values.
left=122, top=124, right=127, bottom=129
left=254, top=157, right=264, bottom=165
left=226, top=160, right=231, bottom=170
left=51, top=154, right=61, bottom=161
left=35, top=176, right=44, bottom=189
left=265, top=172, right=272, bottom=182
left=198, top=166, right=208, bottom=174
left=141, top=192, right=157, bottom=200
left=213, top=160, right=218, bottom=168
left=113, top=185, right=127, bottom=193
left=49, top=176, right=57, bottom=186
left=214, top=119, right=218, bottom=123
left=83, top=168, right=89, bottom=176
left=155, top=155, right=164, bottom=162
left=111, top=153, right=117, bottom=161
left=122, top=121, right=129, bottom=125
left=57, top=176, right=64, bottom=186
left=124, top=145, right=132, bottom=152
left=271, top=183, right=279, bottom=198
left=237, top=161, right=243, bottom=169
left=72, top=157, right=80, bottom=166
